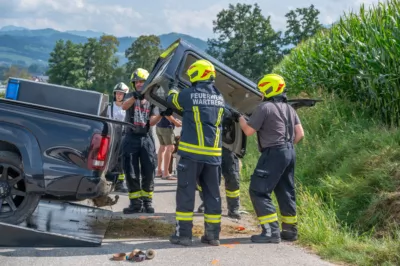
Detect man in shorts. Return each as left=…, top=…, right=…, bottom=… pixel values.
left=155, top=115, right=181, bottom=180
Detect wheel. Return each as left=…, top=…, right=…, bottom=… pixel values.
left=146, top=249, right=156, bottom=260
left=0, top=151, right=41, bottom=225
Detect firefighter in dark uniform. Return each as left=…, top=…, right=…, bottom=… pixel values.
left=121, top=68, right=163, bottom=214
left=166, top=59, right=225, bottom=247
left=197, top=116, right=242, bottom=219
left=232, top=73, right=304, bottom=243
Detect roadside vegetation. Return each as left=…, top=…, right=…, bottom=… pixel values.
left=241, top=1, right=400, bottom=265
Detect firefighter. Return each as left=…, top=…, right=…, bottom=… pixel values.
left=197, top=146, right=241, bottom=220
left=166, top=59, right=225, bottom=246
left=107, top=82, right=129, bottom=193
left=121, top=68, right=163, bottom=214
left=232, top=73, right=304, bottom=243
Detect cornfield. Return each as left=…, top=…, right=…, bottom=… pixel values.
left=273, top=0, right=400, bottom=126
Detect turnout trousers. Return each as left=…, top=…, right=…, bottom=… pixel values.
left=250, top=143, right=297, bottom=233
left=198, top=147, right=240, bottom=212
left=174, top=157, right=222, bottom=240
left=122, top=133, right=157, bottom=210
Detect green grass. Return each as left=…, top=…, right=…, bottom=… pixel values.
left=240, top=93, right=400, bottom=265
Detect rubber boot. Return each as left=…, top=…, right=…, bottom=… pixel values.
left=251, top=221, right=281, bottom=243
left=114, top=180, right=128, bottom=193
left=281, top=223, right=298, bottom=241
left=169, top=221, right=193, bottom=246
left=169, top=235, right=193, bottom=246
left=201, top=222, right=221, bottom=246
left=123, top=198, right=143, bottom=214
left=227, top=197, right=241, bottom=220
left=143, top=197, right=155, bottom=213
left=197, top=202, right=204, bottom=213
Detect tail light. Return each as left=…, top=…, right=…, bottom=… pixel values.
left=88, top=133, right=110, bottom=171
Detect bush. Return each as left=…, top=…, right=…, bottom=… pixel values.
left=273, top=0, right=400, bottom=126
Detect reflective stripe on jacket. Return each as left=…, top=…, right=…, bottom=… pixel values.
left=166, top=82, right=225, bottom=165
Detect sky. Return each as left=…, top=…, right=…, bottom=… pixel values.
left=0, top=0, right=384, bottom=40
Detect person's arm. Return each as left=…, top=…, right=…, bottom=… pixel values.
left=239, top=116, right=257, bottom=136
left=238, top=105, right=266, bottom=136
left=149, top=106, right=162, bottom=126
left=166, top=116, right=182, bottom=127
left=293, top=113, right=304, bottom=144
left=122, top=96, right=136, bottom=110
left=166, top=89, right=184, bottom=111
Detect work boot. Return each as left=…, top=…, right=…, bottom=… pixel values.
left=169, top=235, right=193, bottom=246
left=123, top=199, right=143, bottom=214
left=197, top=202, right=204, bottom=213
left=281, top=223, right=298, bottom=241
left=228, top=210, right=241, bottom=220
left=114, top=180, right=128, bottom=193
left=143, top=197, right=155, bottom=213
left=201, top=222, right=221, bottom=246
left=251, top=221, right=281, bottom=243
left=227, top=197, right=241, bottom=219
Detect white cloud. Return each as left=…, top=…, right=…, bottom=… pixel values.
left=0, top=0, right=383, bottom=38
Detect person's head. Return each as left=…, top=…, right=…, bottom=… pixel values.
left=113, top=82, right=129, bottom=102
left=257, top=73, right=286, bottom=100
left=186, top=59, right=216, bottom=85
left=130, top=68, right=149, bottom=91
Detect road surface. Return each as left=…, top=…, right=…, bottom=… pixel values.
left=0, top=126, right=336, bottom=266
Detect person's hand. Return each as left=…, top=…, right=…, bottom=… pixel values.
left=229, top=108, right=241, bottom=122
left=132, top=91, right=144, bottom=100
left=160, top=108, right=174, bottom=117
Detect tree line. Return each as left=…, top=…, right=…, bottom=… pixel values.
left=46, top=3, right=323, bottom=94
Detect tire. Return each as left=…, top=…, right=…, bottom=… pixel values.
left=0, top=151, right=41, bottom=225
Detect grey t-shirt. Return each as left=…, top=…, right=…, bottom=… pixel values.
left=247, top=101, right=300, bottom=151
left=125, top=99, right=159, bottom=135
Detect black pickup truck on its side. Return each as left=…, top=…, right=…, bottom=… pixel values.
left=0, top=79, right=123, bottom=225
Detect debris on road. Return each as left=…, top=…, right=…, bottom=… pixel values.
left=111, top=249, right=156, bottom=262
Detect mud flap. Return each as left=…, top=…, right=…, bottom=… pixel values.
left=0, top=200, right=112, bottom=247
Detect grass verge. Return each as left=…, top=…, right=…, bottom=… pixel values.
left=239, top=92, right=400, bottom=266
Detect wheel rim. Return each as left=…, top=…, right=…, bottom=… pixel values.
left=0, top=162, right=27, bottom=217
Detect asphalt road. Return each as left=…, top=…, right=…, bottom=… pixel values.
left=0, top=126, right=336, bottom=266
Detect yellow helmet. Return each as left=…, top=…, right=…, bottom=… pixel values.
left=257, top=74, right=286, bottom=98
left=186, top=59, right=216, bottom=83
left=130, top=68, right=149, bottom=82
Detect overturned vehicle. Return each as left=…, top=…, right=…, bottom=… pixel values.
left=142, top=38, right=321, bottom=157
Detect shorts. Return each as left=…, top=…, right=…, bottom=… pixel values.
left=156, top=127, right=175, bottom=146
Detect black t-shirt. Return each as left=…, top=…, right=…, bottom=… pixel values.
left=125, top=99, right=159, bottom=135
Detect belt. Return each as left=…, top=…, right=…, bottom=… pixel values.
left=261, top=142, right=293, bottom=152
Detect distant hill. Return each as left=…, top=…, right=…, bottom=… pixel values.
left=0, top=25, right=209, bottom=67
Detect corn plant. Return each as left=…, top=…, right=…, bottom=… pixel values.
left=274, top=0, right=400, bottom=126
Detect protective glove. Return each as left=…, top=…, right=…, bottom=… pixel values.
left=132, top=91, right=144, bottom=100
left=160, top=108, right=174, bottom=117
left=226, top=106, right=241, bottom=122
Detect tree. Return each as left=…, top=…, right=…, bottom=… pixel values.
left=282, top=4, right=322, bottom=52
left=4, top=65, right=31, bottom=80
left=206, top=3, right=282, bottom=82
left=82, top=38, right=99, bottom=88
left=125, top=35, right=162, bottom=76
left=47, top=40, right=85, bottom=88
left=92, top=34, right=120, bottom=93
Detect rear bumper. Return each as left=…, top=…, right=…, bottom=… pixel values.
left=75, top=176, right=113, bottom=200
